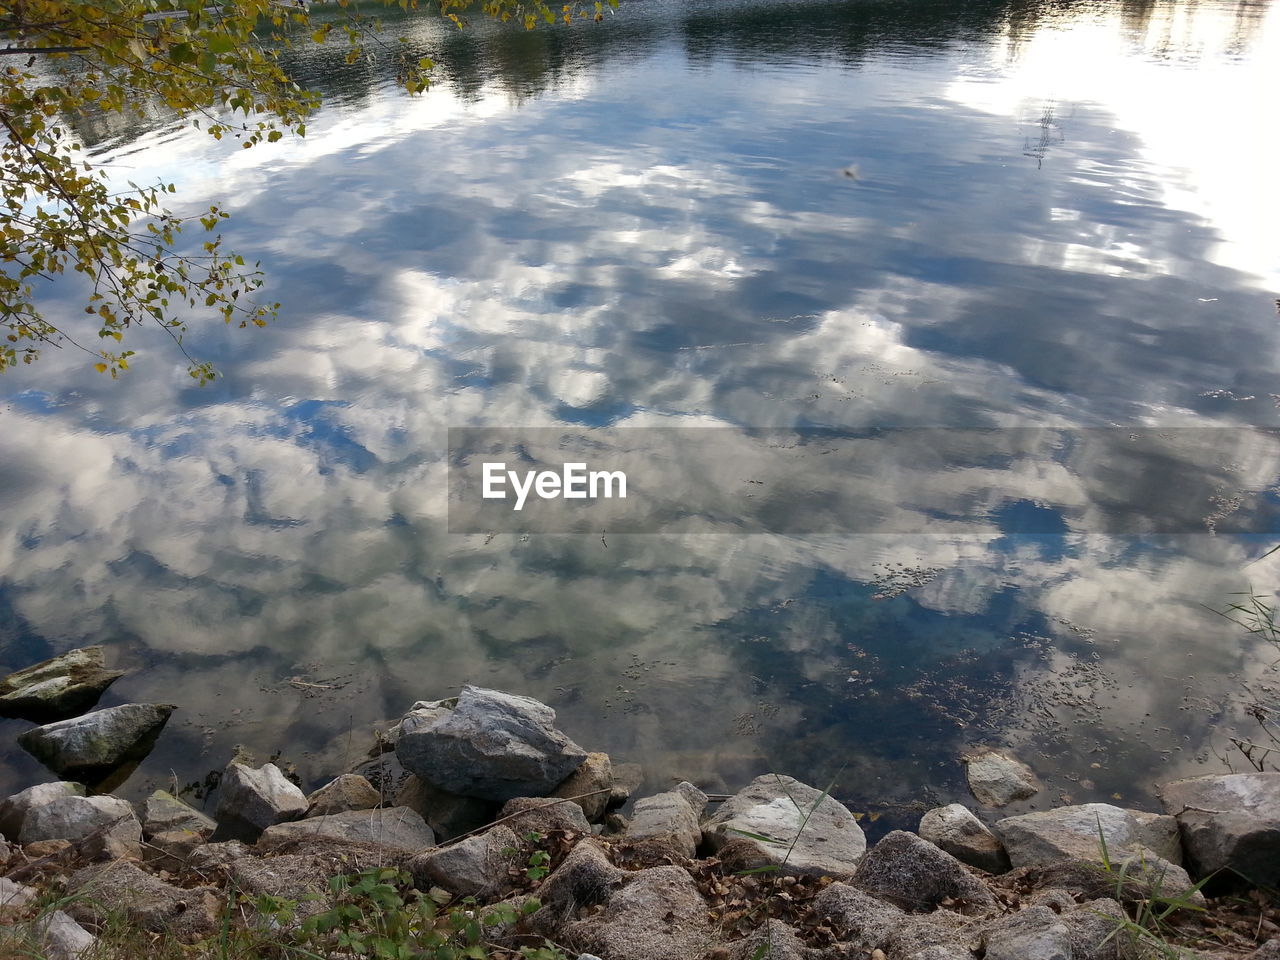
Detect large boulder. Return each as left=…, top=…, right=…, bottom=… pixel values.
left=995, top=803, right=1182, bottom=868
left=19, top=794, right=142, bottom=859
left=259, top=806, right=435, bottom=853
left=622, top=783, right=705, bottom=858
left=17, top=703, right=174, bottom=782
left=964, top=750, right=1039, bottom=807
left=142, top=790, right=216, bottom=839
left=919, top=803, right=1010, bottom=874
left=394, top=686, right=587, bottom=802
left=0, top=646, right=125, bottom=723
left=852, top=830, right=998, bottom=913
left=214, top=761, right=308, bottom=840
left=0, top=781, right=84, bottom=838
left=1159, top=772, right=1280, bottom=887
left=703, top=774, right=866, bottom=878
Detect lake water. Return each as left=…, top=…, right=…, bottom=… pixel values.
left=2, top=0, right=1279, bottom=824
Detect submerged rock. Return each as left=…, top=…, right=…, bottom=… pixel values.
left=703, top=774, right=867, bottom=878
left=214, top=761, right=308, bottom=841
left=964, top=750, right=1039, bottom=807
left=919, top=803, right=1011, bottom=874
left=17, top=703, right=174, bottom=782
left=395, top=686, right=588, bottom=803
left=1159, top=772, right=1280, bottom=887
left=0, top=646, right=125, bottom=723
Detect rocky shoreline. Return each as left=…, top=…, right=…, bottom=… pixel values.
left=1, top=649, right=1278, bottom=960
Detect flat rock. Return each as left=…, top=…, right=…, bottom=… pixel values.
left=561, top=865, right=712, bottom=960
left=1159, top=772, right=1280, bottom=887
left=551, top=752, right=614, bottom=822
left=143, top=790, right=216, bottom=838
left=0, top=645, right=125, bottom=723
left=395, top=774, right=498, bottom=841
left=703, top=774, right=867, bottom=878
left=214, top=761, right=308, bottom=840
left=395, top=686, right=587, bottom=802
left=306, top=774, right=381, bottom=817
left=919, top=803, right=1010, bottom=874
left=19, top=794, right=141, bottom=860
left=17, top=704, right=174, bottom=782
left=964, top=750, right=1039, bottom=807
left=623, top=783, right=704, bottom=858
left=852, top=830, right=998, bottom=913
left=408, top=824, right=522, bottom=897
left=995, top=802, right=1181, bottom=868
left=982, top=905, right=1071, bottom=960
left=259, top=806, right=434, bottom=853
left=0, top=781, right=84, bottom=838
left=67, top=860, right=222, bottom=942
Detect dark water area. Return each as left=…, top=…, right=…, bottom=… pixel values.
left=1, top=0, right=1277, bottom=827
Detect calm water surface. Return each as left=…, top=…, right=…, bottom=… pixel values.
left=2, top=0, right=1279, bottom=822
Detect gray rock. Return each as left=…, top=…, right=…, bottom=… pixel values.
left=497, top=796, right=591, bottom=837
left=995, top=803, right=1182, bottom=868
left=17, top=703, right=175, bottom=781
left=395, top=686, right=587, bottom=802
left=561, top=865, right=711, bottom=960
left=919, top=803, right=1010, bottom=874
left=852, top=830, right=998, bottom=913
left=35, top=910, right=97, bottom=960
left=624, top=785, right=704, bottom=858
left=306, top=774, right=382, bottom=817
left=727, top=919, right=806, bottom=960
left=214, top=761, right=308, bottom=841
left=703, top=774, right=867, bottom=878
left=19, top=794, right=141, bottom=859
left=811, top=882, right=905, bottom=952
left=259, top=806, right=434, bottom=853
left=0, top=645, right=125, bottom=723
left=36, top=910, right=96, bottom=960
left=408, top=824, right=522, bottom=896
left=906, top=948, right=971, bottom=960
left=551, top=752, right=614, bottom=822
left=536, top=840, right=626, bottom=919
left=1063, top=897, right=1130, bottom=960
left=184, top=840, right=252, bottom=874
left=1, top=876, right=37, bottom=913
left=884, top=912, right=975, bottom=960
left=1159, top=772, right=1280, bottom=887
left=982, top=906, right=1071, bottom=960
left=395, top=774, right=497, bottom=841
left=0, top=781, right=84, bottom=838
left=964, top=750, right=1039, bottom=807
left=1253, top=940, right=1280, bottom=960
left=67, top=861, right=222, bottom=942
left=143, top=790, right=216, bottom=839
